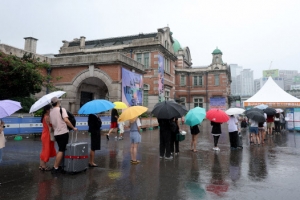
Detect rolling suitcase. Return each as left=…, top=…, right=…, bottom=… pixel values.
left=237, top=132, right=243, bottom=149
left=62, top=131, right=89, bottom=173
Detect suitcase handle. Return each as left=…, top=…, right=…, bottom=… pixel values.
left=69, top=130, right=78, bottom=143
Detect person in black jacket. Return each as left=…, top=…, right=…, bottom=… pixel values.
left=211, top=121, right=222, bottom=151
left=170, top=118, right=180, bottom=156
left=88, top=114, right=102, bottom=167
left=158, top=119, right=172, bottom=160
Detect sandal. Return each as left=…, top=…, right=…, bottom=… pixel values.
left=131, top=160, right=140, bottom=164
left=39, top=166, right=51, bottom=171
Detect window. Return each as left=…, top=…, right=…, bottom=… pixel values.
left=143, top=84, right=149, bottom=106
left=144, top=53, right=149, bottom=68
left=180, top=75, right=186, bottom=86
left=193, top=75, right=203, bottom=86
left=194, top=98, right=203, bottom=108
left=164, top=58, right=170, bottom=73
left=165, top=90, right=170, bottom=101
left=180, top=97, right=186, bottom=106
left=136, top=53, right=150, bottom=69
left=215, top=75, right=219, bottom=86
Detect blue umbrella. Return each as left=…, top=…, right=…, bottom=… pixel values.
left=185, top=107, right=206, bottom=126
left=78, top=100, right=114, bottom=114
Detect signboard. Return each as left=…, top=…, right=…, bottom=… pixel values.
left=122, top=68, right=143, bottom=106
left=290, top=85, right=300, bottom=90
left=235, top=100, right=241, bottom=107
left=158, top=55, right=164, bottom=102
left=262, top=69, right=279, bottom=78
left=285, top=108, right=294, bottom=130
left=294, top=76, right=300, bottom=83
left=294, top=108, right=300, bottom=130
left=210, top=97, right=226, bottom=110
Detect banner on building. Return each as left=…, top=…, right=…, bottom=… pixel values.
left=285, top=108, right=294, bottom=130
left=235, top=100, right=241, bottom=107
left=158, top=55, right=164, bottom=102
left=262, top=69, right=279, bottom=78
left=210, top=97, right=226, bottom=110
left=122, top=68, right=143, bottom=106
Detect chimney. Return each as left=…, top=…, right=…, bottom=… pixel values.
left=24, top=37, right=38, bottom=53
left=80, top=36, right=86, bottom=49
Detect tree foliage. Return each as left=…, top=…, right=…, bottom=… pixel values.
left=0, top=52, right=51, bottom=100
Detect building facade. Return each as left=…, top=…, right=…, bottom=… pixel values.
left=229, top=64, right=243, bottom=95
left=236, top=69, right=254, bottom=96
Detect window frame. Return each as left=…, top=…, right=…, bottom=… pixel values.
left=193, top=97, right=204, bottom=108
left=215, top=74, right=220, bottom=86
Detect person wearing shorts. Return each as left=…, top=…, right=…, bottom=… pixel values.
left=258, top=122, right=265, bottom=144
left=249, top=119, right=259, bottom=145
left=50, top=97, right=77, bottom=174
left=129, top=117, right=141, bottom=164
left=266, top=115, right=274, bottom=136
left=106, top=108, right=119, bottom=140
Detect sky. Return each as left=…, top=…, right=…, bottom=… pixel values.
left=1, top=0, right=300, bottom=79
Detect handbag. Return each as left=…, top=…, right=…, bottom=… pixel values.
left=176, top=133, right=185, bottom=141
left=50, top=127, right=55, bottom=142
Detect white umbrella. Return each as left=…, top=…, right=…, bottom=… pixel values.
left=225, top=108, right=245, bottom=115
left=275, top=108, right=284, bottom=113
left=254, top=104, right=268, bottom=110
left=29, top=91, right=66, bottom=113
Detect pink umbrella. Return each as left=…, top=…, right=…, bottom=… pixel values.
left=0, top=100, right=22, bottom=118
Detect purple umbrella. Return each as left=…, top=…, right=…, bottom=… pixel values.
left=0, top=100, right=22, bottom=118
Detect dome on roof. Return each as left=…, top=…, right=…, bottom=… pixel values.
left=173, top=39, right=181, bottom=52
left=212, top=47, right=222, bottom=55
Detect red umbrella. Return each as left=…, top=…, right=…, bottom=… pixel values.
left=206, top=109, right=229, bottom=123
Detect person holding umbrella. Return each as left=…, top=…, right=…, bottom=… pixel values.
left=211, top=121, right=222, bottom=151
left=227, top=115, right=238, bottom=150
left=170, top=117, right=180, bottom=155
left=190, top=124, right=200, bottom=152
left=249, top=118, right=260, bottom=145
left=129, top=117, right=142, bottom=164
left=158, top=118, right=173, bottom=159
left=106, top=108, right=119, bottom=140
left=88, top=113, right=102, bottom=167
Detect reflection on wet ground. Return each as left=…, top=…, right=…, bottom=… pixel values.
left=1, top=121, right=300, bottom=200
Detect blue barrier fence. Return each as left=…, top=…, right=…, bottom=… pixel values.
left=1, top=116, right=111, bottom=135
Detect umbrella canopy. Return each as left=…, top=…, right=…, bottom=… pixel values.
left=225, top=108, right=245, bottom=115
left=29, top=91, right=66, bottom=113
left=275, top=108, right=284, bottom=113
left=206, top=109, right=230, bottom=123
left=245, top=111, right=266, bottom=122
left=263, top=107, right=277, bottom=116
left=254, top=104, right=268, bottom=110
left=185, top=107, right=206, bottom=126
left=118, top=106, right=148, bottom=122
left=151, top=101, right=188, bottom=119
left=0, top=100, right=22, bottom=118
left=244, top=108, right=264, bottom=115
left=113, top=101, right=128, bottom=109
left=78, top=100, right=114, bottom=114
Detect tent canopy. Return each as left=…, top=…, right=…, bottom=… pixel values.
left=243, top=77, right=300, bottom=107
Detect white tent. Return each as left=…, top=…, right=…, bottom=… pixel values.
left=243, top=77, right=300, bottom=107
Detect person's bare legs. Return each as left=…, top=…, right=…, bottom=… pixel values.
left=256, top=134, right=260, bottom=144
left=54, top=151, right=63, bottom=168
left=40, top=159, right=46, bottom=168
left=89, top=150, right=96, bottom=165
left=131, top=143, right=139, bottom=161
left=191, top=135, right=198, bottom=152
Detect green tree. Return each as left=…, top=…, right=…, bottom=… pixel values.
left=0, top=52, right=54, bottom=112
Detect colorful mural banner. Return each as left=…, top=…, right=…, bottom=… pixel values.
left=209, top=97, right=226, bottom=110
left=121, top=68, right=143, bottom=106
left=158, top=55, right=164, bottom=102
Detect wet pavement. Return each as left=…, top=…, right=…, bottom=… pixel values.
left=1, top=120, right=300, bottom=200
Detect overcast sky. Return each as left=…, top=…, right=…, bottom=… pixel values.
left=1, top=0, right=299, bottom=78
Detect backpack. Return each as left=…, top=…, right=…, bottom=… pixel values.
left=60, top=107, right=76, bottom=131
left=241, top=120, right=247, bottom=128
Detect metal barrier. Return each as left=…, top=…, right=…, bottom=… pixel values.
left=1, top=116, right=111, bottom=135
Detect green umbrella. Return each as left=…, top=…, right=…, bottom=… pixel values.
left=185, top=107, right=206, bottom=126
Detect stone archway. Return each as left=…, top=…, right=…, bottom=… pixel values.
left=62, top=67, right=121, bottom=113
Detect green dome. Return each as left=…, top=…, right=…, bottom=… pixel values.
left=212, top=48, right=222, bottom=55
left=173, top=39, right=182, bottom=52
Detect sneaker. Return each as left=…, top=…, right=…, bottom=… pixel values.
left=165, top=156, right=173, bottom=160
left=115, top=136, right=118, bottom=139
left=213, top=147, right=217, bottom=151
left=159, top=156, right=164, bottom=159
left=106, top=134, right=109, bottom=140
left=216, top=147, right=220, bottom=151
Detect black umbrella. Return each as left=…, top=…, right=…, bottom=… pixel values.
left=263, top=107, right=276, bottom=116
left=151, top=101, right=188, bottom=119
left=244, top=108, right=264, bottom=115
left=245, top=111, right=266, bottom=122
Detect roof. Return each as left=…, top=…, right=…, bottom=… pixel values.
left=68, top=33, right=157, bottom=48
left=212, top=48, right=222, bottom=55
left=244, top=77, right=300, bottom=107
left=172, top=38, right=181, bottom=52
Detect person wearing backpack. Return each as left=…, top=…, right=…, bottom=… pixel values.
left=50, top=97, right=78, bottom=174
